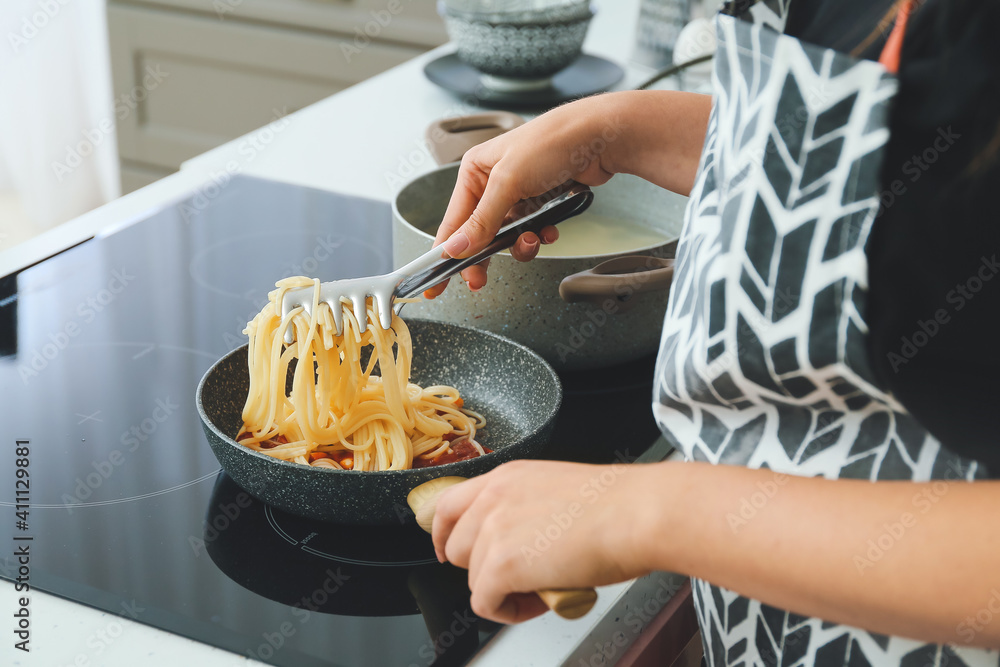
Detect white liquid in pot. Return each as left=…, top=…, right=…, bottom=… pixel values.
left=517, top=214, right=672, bottom=258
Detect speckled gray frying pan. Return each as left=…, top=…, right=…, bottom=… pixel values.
left=196, top=319, right=562, bottom=524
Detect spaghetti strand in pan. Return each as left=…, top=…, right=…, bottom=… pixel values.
left=238, top=276, right=488, bottom=470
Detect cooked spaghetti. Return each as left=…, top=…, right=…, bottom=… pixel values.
left=238, top=276, right=487, bottom=471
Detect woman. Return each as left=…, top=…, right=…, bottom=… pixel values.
left=426, top=0, right=1000, bottom=664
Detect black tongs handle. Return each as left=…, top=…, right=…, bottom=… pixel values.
left=395, top=181, right=594, bottom=299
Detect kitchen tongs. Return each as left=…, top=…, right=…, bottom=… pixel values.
left=280, top=181, right=593, bottom=343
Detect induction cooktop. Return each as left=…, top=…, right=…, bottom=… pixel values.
left=0, top=176, right=660, bottom=666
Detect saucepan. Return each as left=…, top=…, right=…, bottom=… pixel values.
left=197, top=319, right=562, bottom=525
left=394, top=114, right=688, bottom=371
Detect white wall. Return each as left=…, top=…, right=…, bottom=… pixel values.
left=0, top=0, right=121, bottom=247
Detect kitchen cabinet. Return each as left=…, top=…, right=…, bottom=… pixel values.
left=108, top=0, right=446, bottom=192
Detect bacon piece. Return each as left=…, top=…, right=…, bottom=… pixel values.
left=236, top=433, right=288, bottom=449
left=331, top=450, right=354, bottom=470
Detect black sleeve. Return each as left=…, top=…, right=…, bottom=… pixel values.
left=866, top=0, right=1000, bottom=474
left=783, top=0, right=895, bottom=57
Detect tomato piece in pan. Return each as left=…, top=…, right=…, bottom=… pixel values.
left=412, top=439, right=492, bottom=468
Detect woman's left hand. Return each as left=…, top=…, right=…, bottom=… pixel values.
left=431, top=459, right=655, bottom=623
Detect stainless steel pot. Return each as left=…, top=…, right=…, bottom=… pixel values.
left=392, top=164, right=688, bottom=370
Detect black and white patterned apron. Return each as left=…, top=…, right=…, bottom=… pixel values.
left=652, top=2, right=999, bottom=665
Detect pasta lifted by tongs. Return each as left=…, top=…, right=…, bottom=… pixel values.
left=277, top=181, right=593, bottom=343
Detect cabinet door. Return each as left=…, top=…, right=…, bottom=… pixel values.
left=109, top=4, right=430, bottom=169
left=114, top=0, right=446, bottom=47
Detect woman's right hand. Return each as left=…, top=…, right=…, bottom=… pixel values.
left=424, top=94, right=626, bottom=298
left=423, top=89, right=711, bottom=298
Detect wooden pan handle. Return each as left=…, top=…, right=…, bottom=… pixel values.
left=406, top=476, right=598, bottom=620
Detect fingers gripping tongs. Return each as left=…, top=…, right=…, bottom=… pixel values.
left=279, top=181, right=593, bottom=343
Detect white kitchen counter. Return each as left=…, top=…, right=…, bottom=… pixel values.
left=1, top=1, right=692, bottom=664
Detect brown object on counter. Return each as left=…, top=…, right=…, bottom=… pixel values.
left=424, top=111, right=525, bottom=165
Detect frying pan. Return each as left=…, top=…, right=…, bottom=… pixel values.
left=196, top=319, right=562, bottom=524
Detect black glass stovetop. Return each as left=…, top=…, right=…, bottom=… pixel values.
left=0, top=176, right=660, bottom=666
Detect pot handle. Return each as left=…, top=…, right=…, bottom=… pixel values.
left=425, top=112, right=526, bottom=166
left=559, top=255, right=675, bottom=314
